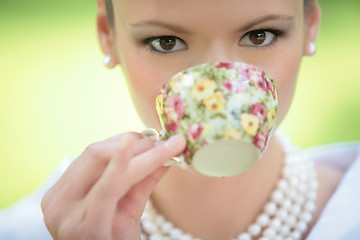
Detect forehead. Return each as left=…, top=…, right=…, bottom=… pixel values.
left=115, top=0, right=301, bottom=26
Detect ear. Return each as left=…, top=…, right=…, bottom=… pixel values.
left=96, top=0, right=119, bottom=67
left=303, top=0, right=322, bottom=56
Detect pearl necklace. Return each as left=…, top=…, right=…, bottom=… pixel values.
left=140, top=133, right=318, bottom=240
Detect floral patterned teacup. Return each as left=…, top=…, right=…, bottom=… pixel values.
left=144, top=61, right=278, bottom=178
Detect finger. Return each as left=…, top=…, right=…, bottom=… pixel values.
left=85, top=134, right=185, bottom=221
left=42, top=134, right=155, bottom=212
left=85, top=134, right=135, bottom=223
left=127, top=134, right=186, bottom=185
left=99, top=131, right=144, bottom=144
left=43, top=134, right=137, bottom=239
left=42, top=132, right=140, bottom=205
left=86, top=134, right=185, bottom=218
left=51, top=132, right=143, bottom=191
left=61, top=132, right=144, bottom=189
left=84, top=134, right=185, bottom=229
left=70, top=137, right=156, bottom=198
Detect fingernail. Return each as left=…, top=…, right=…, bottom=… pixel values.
left=163, top=134, right=185, bottom=150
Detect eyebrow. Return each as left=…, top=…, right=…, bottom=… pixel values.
left=238, top=14, right=294, bottom=32
left=130, top=20, right=191, bottom=34
left=130, top=14, right=294, bottom=34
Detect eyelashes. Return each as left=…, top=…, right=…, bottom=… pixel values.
left=141, top=27, right=287, bottom=55
left=240, top=27, right=286, bottom=48
left=143, top=36, right=187, bottom=54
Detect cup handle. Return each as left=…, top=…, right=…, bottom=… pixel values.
left=140, top=129, right=187, bottom=168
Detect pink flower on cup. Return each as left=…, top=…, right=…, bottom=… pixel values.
left=188, top=123, right=204, bottom=140
left=216, top=62, right=234, bottom=69
left=166, top=122, right=179, bottom=132
left=222, top=79, right=245, bottom=94
left=251, top=102, right=266, bottom=124
left=265, top=77, right=276, bottom=100
left=238, top=65, right=257, bottom=80
left=167, top=94, right=185, bottom=118
left=161, top=83, right=169, bottom=97
left=253, top=132, right=267, bottom=152
left=222, top=79, right=232, bottom=92
left=255, top=79, right=268, bottom=92
left=262, top=125, right=270, bottom=139
left=164, top=107, right=179, bottom=132
left=183, top=146, right=192, bottom=157
left=247, top=69, right=268, bottom=93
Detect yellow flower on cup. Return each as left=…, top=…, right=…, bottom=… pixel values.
left=156, top=94, right=164, bottom=116
left=267, top=108, right=277, bottom=128
left=204, top=92, right=226, bottom=113
left=169, top=73, right=184, bottom=91
left=192, top=78, right=216, bottom=101
left=240, top=113, right=260, bottom=136
left=224, top=126, right=242, bottom=140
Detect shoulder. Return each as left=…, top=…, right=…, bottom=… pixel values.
left=303, top=141, right=360, bottom=240
left=304, top=141, right=360, bottom=171
left=305, top=141, right=360, bottom=204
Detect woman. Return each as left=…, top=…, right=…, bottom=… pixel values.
left=39, top=0, right=360, bottom=239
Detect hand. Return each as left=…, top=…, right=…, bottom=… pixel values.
left=41, top=132, right=186, bottom=240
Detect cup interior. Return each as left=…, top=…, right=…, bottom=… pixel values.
left=192, top=139, right=261, bottom=177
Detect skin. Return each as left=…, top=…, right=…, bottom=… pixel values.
left=101, top=0, right=320, bottom=236
left=41, top=0, right=345, bottom=240
left=101, top=0, right=316, bottom=127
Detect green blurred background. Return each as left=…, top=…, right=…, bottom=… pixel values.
left=0, top=0, right=359, bottom=210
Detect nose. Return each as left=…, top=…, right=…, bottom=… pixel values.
left=193, top=40, right=242, bottom=65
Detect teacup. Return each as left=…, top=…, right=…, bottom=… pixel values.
left=142, top=61, right=278, bottom=178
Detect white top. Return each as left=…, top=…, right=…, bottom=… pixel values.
left=1, top=137, right=359, bottom=240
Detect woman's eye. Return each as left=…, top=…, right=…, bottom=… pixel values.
left=239, top=29, right=282, bottom=47
left=144, top=36, right=186, bottom=53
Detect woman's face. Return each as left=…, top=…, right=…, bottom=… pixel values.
left=103, top=0, right=318, bottom=129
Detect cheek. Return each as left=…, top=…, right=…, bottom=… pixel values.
left=119, top=51, right=174, bottom=129
left=275, top=58, right=299, bottom=125
left=116, top=38, right=194, bottom=129
left=266, top=39, right=304, bottom=126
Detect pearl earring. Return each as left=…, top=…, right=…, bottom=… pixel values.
left=104, top=55, right=115, bottom=68
left=309, top=42, right=317, bottom=56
